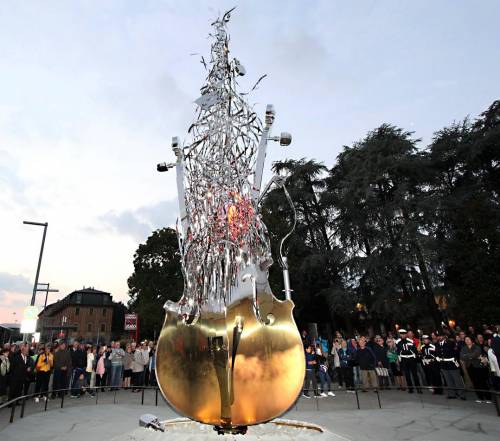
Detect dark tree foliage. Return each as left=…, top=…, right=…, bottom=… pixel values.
left=127, top=228, right=183, bottom=338
left=422, top=101, right=500, bottom=324
left=128, top=101, right=500, bottom=333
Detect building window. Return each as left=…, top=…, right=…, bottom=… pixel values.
left=74, top=323, right=79, bottom=331
left=76, top=293, right=82, bottom=304
left=100, top=323, right=106, bottom=332
left=102, top=308, right=106, bottom=316
left=90, top=308, right=93, bottom=315
left=75, top=307, right=80, bottom=316
left=87, top=323, right=92, bottom=332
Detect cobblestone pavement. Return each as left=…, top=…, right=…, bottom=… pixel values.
left=0, top=388, right=498, bottom=440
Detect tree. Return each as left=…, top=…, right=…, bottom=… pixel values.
left=127, top=228, right=184, bottom=339
left=325, top=124, right=442, bottom=328
left=423, top=101, right=500, bottom=324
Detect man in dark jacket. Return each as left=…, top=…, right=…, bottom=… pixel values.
left=373, top=335, right=390, bottom=389
left=53, top=342, right=72, bottom=398
left=70, top=341, right=86, bottom=397
left=354, top=336, right=378, bottom=391
left=8, top=344, right=34, bottom=405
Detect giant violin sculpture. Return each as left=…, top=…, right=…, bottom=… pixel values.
left=155, top=9, right=304, bottom=433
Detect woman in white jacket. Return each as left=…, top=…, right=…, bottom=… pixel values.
left=487, top=345, right=500, bottom=390
left=131, top=342, right=149, bottom=392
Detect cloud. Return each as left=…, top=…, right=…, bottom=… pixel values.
left=96, top=199, right=178, bottom=241
left=0, top=272, right=32, bottom=315
left=0, top=272, right=32, bottom=294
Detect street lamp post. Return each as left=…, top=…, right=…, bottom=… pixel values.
left=23, top=221, right=48, bottom=306
left=36, top=282, right=59, bottom=309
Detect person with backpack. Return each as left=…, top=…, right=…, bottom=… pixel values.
left=34, top=345, right=53, bottom=402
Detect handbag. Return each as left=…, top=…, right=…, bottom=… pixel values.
left=375, top=367, right=389, bottom=377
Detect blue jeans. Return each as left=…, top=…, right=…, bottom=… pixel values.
left=110, top=364, right=123, bottom=388
left=70, top=368, right=85, bottom=396
left=319, top=370, right=332, bottom=392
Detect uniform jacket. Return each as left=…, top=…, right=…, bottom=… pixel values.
left=396, top=338, right=418, bottom=358
left=436, top=339, right=459, bottom=370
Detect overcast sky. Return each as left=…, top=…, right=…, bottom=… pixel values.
left=1, top=1, right=499, bottom=324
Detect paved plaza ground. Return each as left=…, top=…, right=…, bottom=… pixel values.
left=0, top=388, right=498, bottom=441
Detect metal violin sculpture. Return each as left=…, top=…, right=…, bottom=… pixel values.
left=155, top=9, right=304, bottom=433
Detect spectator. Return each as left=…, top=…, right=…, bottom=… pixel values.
left=0, top=347, right=11, bottom=403
left=487, top=336, right=500, bottom=390
left=337, top=339, right=354, bottom=392
left=123, top=344, right=133, bottom=388
left=85, top=345, right=96, bottom=396
left=301, top=330, right=312, bottom=348
left=349, top=338, right=361, bottom=387
left=143, top=341, right=152, bottom=386
left=148, top=344, right=157, bottom=387
left=52, top=341, right=71, bottom=398
left=302, top=344, right=320, bottom=398
left=354, top=336, right=378, bottom=392
left=456, top=331, right=466, bottom=353
left=373, top=335, right=390, bottom=389
left=131, top=342, right=148, bottom=392
left=34, top=344, right=53, bottom=402
left=330, top=338, right=341, bottom=387
left=8, top=344, right=34, bottom=404
left=95, top=345, right=107, bottom=391
left=70, top=341, right=86, bottom=398
left=109, top=341, right=126, bottom=390
left=317, top=347, right=335, bottom=397
left=387, top=338, right=404, bottom=390
left=460, top=336, right=491, bottom=403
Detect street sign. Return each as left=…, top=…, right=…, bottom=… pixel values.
left=124, top=314, right=138, bottom=331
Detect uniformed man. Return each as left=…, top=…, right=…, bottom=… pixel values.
left=396, top=329, right=421, bottom=394
left=435, top=331, right=466, bottom=400
left=420, top=334, right=442, bottom=395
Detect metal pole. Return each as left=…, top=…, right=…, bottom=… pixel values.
left=44, top=283, right=50, bottom=308
left=23, top=221, right=48, bottom=306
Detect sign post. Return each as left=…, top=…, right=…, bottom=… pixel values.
left=124, top=313, right=139, bottom=342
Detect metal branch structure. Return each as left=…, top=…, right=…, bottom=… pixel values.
left=166, top=9, right=276, bottom=318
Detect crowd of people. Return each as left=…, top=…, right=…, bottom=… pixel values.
left=0, top=339, right=157, bottom=406
left=301, top=325, right=500, bottom=404
left=1, top=324, right=499, bottom=408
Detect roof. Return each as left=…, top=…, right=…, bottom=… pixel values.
left=39, top=287, right=114, bottom=317
left=0, top=323, right=21, bottom=330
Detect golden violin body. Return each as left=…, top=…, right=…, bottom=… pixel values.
left=155, top=285, right=305, bottom=428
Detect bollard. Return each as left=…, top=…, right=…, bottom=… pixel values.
left=20, top=397, right=26, bottom=418
left=9, top=402, right=16, bottom=423
left=355, top=388, right=360, bottom=410
left=141, top=388, right=145, bottom=405
left=375, top=389, right=381, bottom=409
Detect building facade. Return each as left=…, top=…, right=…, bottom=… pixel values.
left=38, top=287, right=125, bottom=343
